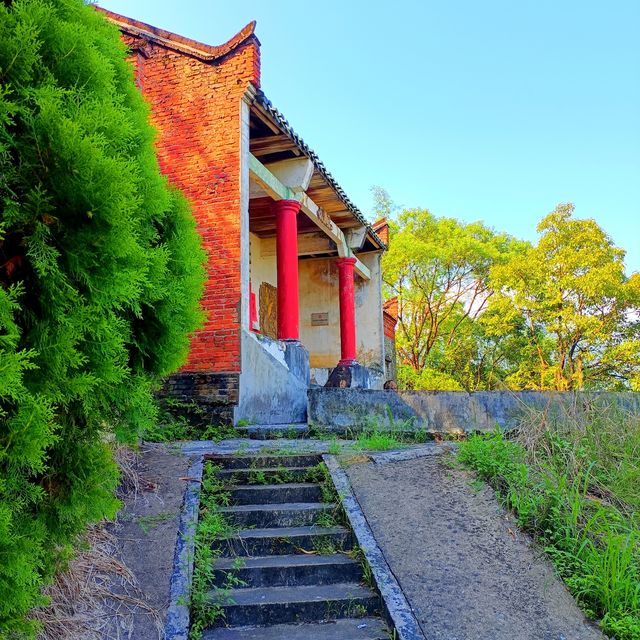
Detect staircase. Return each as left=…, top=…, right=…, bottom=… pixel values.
left=201, top=454, right=389, bottom=639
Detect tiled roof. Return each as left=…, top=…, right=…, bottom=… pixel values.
left=255, top=90, right=386, bottom=250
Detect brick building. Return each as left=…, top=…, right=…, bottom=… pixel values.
left=101, top=9, right=395, bottom=424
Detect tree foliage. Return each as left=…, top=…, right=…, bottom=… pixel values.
left=383, top=202, right=639, bottom=392
left=383, top=207, right=526, bottom=386
left=488, top=204, right=640, bottom=390
left=0, top=1, right=205, bottom=635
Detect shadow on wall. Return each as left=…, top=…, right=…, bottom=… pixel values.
left=307, top=389, right=640, bottom=435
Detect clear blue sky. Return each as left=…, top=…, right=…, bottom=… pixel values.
left=98, top=0, right=640, bottom=274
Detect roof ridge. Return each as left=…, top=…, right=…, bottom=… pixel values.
left=97, top=7, right=259, bottom=61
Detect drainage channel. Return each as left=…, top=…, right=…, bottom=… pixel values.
left=193, top=453, right=391, bottom=640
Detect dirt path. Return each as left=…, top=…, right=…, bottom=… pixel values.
left=100, top=443, right=193, bottom=640
left=345, top=452, right=606, bottom=640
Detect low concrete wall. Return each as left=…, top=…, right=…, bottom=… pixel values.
left=308, top=389, right=640, bottom=434
left=236, top=332, right=309, bottom=425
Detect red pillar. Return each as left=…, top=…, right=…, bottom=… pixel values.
left=336, top=257, right=357, bottom=365
left=274, top=199, right=301, bottom=341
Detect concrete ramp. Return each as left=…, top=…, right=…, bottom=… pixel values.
left=345, top=454, right=605, bottom=640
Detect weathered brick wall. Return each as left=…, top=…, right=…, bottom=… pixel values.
left=120, top=21, right=260, bottom=374
left=383, top=311, right=396, bottom=340
left=162, top=372, right=240, bottom=425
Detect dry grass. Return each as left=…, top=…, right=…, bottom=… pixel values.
left=459, top=395, right=640, bottom=639
left=33, top=445, right=163, bottom=640
left=513, top=394, right=640, bottom=516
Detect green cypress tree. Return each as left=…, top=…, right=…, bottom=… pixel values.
left=0, top=0, right=205, bottom=634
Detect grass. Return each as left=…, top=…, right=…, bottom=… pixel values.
left=188, top=462, right=241, bottom=640
left=457, top=399, right=640, bottom=640
left=136, top=511, right=176, bottom=534
left=347, top=412, right=428, bottom=451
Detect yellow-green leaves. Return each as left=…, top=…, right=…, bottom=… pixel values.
left=488, top=203, right=639, bottom=390
left=382, top=201, right=638, bottom=391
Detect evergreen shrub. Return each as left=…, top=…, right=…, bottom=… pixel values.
left=0, top=0, right=205, bottom=635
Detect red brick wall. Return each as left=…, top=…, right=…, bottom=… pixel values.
left=383, top=312, right=397, bottom=340
left=123, top=31, right=260, bottom=373
left=383, top=297, right=398, bottom=340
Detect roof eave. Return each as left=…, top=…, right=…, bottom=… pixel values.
left=252, top=90, right=387, bottom=251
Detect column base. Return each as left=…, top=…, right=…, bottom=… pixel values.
left=324, top=362, right=371, bottom=389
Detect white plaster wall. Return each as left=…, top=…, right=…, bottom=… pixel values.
left=237, top=330, right=308, bottom=424
left=357, top=252, right=386, bottom=386
left=299, top=258, right=341, bottom=368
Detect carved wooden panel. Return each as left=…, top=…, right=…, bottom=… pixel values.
left=259, top=282, right=277, bottom=340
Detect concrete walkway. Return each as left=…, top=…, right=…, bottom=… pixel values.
left=345, top=452, right=607, bottom=640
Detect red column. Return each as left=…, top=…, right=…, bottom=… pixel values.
left=336, top=257, right=357, bottom=365
left=274, top=199, right=301, bottom=341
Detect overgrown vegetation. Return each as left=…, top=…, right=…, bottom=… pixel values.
left=457, top=401, right=640, bottom=639
left=347, top=412, right=428, bottom=451
left=189, top=463, right=241, bottom=640
left=0, top=1, right=205, bottom=635
left=142, top=398, right=239, bottom=443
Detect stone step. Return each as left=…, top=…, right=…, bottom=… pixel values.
left=235, top=423, right=310, bottom=440
left=229, top=483, right=324, bottom=505
left=213, top=553, right=362, bottom=588
left=216, top=526, right=353, bottom=557
left=207, top=454, right=321, bottom=470
left=220, top=502, right=335, bottom=529
left=201, top=617, right=389, bottom=639
left=208, top=582, right=379, bottom=626
left=215, top=466, right=313, bottom=484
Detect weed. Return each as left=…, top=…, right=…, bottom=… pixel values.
left=349, top=545, right=375, bottom=589
left=327, top=437, right=342, bottom=455
left=312, top=537, right=339, bottom=555
left=347, top=411, right=429, bottom=451
left=458, top=404, right=640, bottom=640
left=309, top=462, right=348, bottom=531
left=284, top=425, right=301, bottom=439
left=316, top=510, right=339, bottom=528
left=136, top=511, right=175, bottom=534
left=247, top=462, right=296, bottom=485
left=143, top=398, right=241, bottom=443
left=188, top=463, right=239, bottom=639
left=345, top=600, right=368, bottom=617
left=234, top=441, right=250, bottom=456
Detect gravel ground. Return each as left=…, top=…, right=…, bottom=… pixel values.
left=345, top=453, right=606, bottom=640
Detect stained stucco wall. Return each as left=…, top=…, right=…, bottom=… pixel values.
left=299, top=253, right=385, bottom=381
left=308, top=390, right=640, bottom=434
